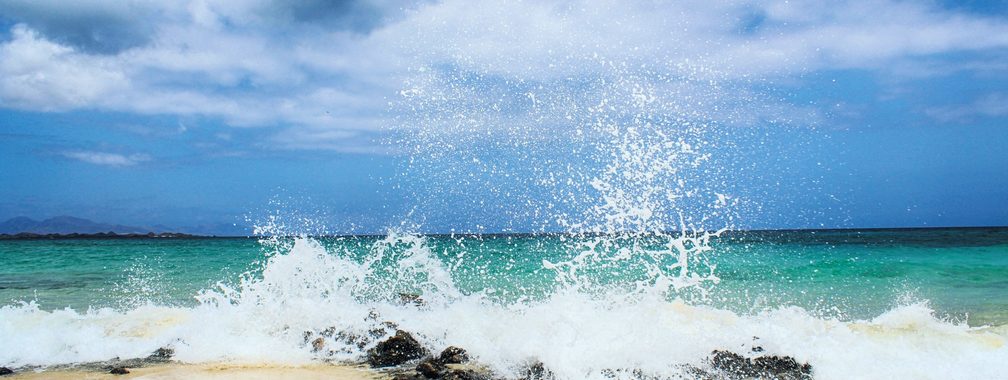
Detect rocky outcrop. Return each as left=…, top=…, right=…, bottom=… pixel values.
left=381, top=345, right=491, bottom=380
left=303, top=319, right=398, bottom=356
left=147, top=347, right=174, bottom=362
left=707, top=350, right=812, bottom=379
left=363, top=332, right=811, bottom=380
left=109, top=366, right=130, bottom=375
left=367, top=330, right=429, bottom=367
left=439, top=346, right=470, bottom=364
left=0, top=367, right=13, bottom=376
left=515, top=361, right=554, bottom=380
left=417, top=357, right=447, bottom=378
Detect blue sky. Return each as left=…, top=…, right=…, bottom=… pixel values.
left=0, top=0, right=1007, bottom=234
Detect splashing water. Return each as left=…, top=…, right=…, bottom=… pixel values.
left=4, top=233, right=1007, bottom=379
left=2, top=15, right=1007, bottom=380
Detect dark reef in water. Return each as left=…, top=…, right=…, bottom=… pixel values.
left=0, top=232, right=205, bottom=240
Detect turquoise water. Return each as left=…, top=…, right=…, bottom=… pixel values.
left=2, top=227, right=1006, bottom=326
left=1, top=228, right=1007, bottom=378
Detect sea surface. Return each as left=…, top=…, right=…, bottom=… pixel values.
left=1, top=228, right=1007, bottom=379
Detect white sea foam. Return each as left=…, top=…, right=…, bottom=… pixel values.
left=1, top=236, right=1005, bottom=379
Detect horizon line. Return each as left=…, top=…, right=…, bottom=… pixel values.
left=3, top=224, right=1006, bottom=239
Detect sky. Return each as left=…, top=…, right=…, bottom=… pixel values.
left=1, top=0, right=1007, bottom=234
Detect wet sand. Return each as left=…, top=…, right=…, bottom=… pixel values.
left=4, top=363, right=387, bottom=380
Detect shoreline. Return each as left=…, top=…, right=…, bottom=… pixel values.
left=0, top=232, right=210, bottom=240
left=2, top=225, right=1007, bottom=241
left=0, top=328, right=817, bottom=380
left=1, top=363, right=386, bottom=380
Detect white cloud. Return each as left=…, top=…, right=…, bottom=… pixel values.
left=0, top=26, right=128, bottom=110
left=61, top=151, right=151, bottom=166
left=738, top=1, right=1008, bottom=72
left=926, top=93, right=1008, bottom=123
left=1, top=0, right=1007, bottom=151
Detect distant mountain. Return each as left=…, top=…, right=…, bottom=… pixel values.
left=0, top=216, right=151, bottom=234
left=0, top=216, right=253, bottom=236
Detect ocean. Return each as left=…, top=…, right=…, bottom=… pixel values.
left=1, top=228, right=1006, bottom=379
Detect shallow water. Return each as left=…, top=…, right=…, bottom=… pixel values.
left=1, top=229, right=1006, bottom=379
left=2, top=229, right=1005, bottom=324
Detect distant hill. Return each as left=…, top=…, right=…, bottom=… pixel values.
left=0, top=216, right=252, bottom=236
left=0, top=216, right=151, bottom=234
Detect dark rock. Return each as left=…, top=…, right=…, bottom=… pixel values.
left=443, top=369, right=489, bottom=380
left=399, top=292, right=426, bottom=306
left=750, top=336, right=764, bottom=353
left=710, top=351, right=756, bottom=377
left=0, top=367, right=12, bottom=376
left=599, top=368, right=668, bottom=380
left=335, top=331, right=368, bottom=350
left=369, top=321, right=399, bottom=339
left=439, top=346, right=470, bottom=364
left=367, top=330, right=429, bottom=367
left=110, top=366, right=130, bottom=375
left=302, top=319, right=402, bottom=357
left=709, top=350, right=812, bottom=380
left=753, top=355, right=812, bottom=377
left=416, top=357, right=446, bottom=378
left=320, top=326, right=338, bottom=337
left=519, top=361, right=555, bottom=380
left=148, top=347, right=174, bottom=361
left=312, top=337, right=326, bottom=352
left=392, top=374, right=425, bottom=380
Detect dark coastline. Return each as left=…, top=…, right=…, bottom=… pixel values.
left=1, top=226, right=1006, bottom=247
left=0, top=232, right=215, bottom=240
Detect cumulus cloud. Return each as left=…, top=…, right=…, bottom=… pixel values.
left=61, top=151, right=151, bottom=166
left=1, top=0, right=1007, bottom=151
left=0, top=26, right=128, bottom=110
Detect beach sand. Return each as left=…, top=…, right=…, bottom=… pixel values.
left=3, top=363, right=387, bottom=380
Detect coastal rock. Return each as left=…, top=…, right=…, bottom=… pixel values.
left=753, top=355, right=812, bottom=378
left=392, top=374, right=425, bottom=380
left=439, top=346, right=470, bottom=364
left=599, top=368, right=675, bottom=380
left=519, top=361, right=555, bottom=380
left=392, top=346, right=485, bottom=380
left=109, top=366, right=130, bottom=375
left=372, top=321, right=400, bottom=338
left=416, top=357, right=447, bottom=378
left=709, top=350, right=812, bottom=379
left=0, top=367, right=12, bottom=376
left=408, top=366, right=492, bottom=380
left=302, top=320, right=400, bottom=356
left=442, top=369, right=489, bottom=380
left=312, top=337, right=326, bottom=352
left=399, top=292, right=426, bottom=306
left=367, top=330, right=429, bottom=367
left=148, top=347, right=174, bottom=361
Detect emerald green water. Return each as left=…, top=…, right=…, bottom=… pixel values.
left=1, top=228, right=1006, bottom=326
